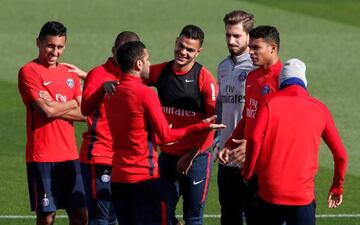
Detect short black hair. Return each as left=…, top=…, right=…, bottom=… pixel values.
left=116, top=41, right=146, bottom=73
left=250, top=25, right=280, bottom=51
left=179, top=24, right=205, bottom=46
left=114, top=31, right=140, bottom=49
left=38, top=21, right=67, bottom=40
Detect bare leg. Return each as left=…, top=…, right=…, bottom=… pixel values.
left=67, top=207, right=88, bottom=225
left=36, top=212, right=55, bottom=225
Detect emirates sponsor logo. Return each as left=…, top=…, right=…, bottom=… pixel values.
left=221, top=94, right=245, bottom=104
left=162, top=106, right=196, bottom=117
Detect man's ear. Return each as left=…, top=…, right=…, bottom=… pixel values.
left=134, top=59, right=142, bottom=71
left=36, top=38, right=41, bottom=48
left=195, top=47, right=202, bottom=58
left=270, top=42, right=277, bottom=54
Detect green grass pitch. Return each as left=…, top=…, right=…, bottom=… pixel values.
left=1, top=0, right=359, bottom=224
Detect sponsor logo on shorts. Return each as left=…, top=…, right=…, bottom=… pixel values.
left=101, top=174, right=111, bottom=183
left=193, top=180, right=204, bottom=185
left=41, top=194, right=49, bottom=207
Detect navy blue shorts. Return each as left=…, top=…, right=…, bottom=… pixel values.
left=27, top=160, right=86, bottom=212
left=218, top=164, right=257, bottom=225
left=158, top=151, right=212, bottom=225
left=256, top=198, right=316, bottom=225
left=81, top=163, right=116, bottom=225
left=111, top=179, right=168, bottom=225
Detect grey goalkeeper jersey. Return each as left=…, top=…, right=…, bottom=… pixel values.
left=216, top=53, right=254, bottom=166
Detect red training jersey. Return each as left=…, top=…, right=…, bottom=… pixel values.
left=18, top=60, right=82, bottom=163
left=80, top=58, right=120, bottom=165
left=105, top=75, right=210, bottom=183
left=149, top=62, right=218, bottom=156
left=225, top=60, right=282, bottom=148
left=243, top=85, right=348, bottom=205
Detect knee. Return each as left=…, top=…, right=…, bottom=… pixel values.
left=36, top=212, right=55, bottom=225
left=69, top=208, right=88, bottom=225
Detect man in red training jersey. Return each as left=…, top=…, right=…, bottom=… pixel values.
left=218, top=25, right=282, bottom=224
left=79, top=31, right=140, bottom=225
left=242, top=58, right=348, bottom=225
left=105, top=41, right=224, bottom=225
left=18, top=21, right=87, bottom=225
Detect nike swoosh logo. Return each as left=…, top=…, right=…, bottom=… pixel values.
left=43, top=81, right=52, bottom=86
left=193, top=180, right=204, bottom=185
left=246, top=85, right=253, bottom=88
left=185, top=79, right=194, bottom=83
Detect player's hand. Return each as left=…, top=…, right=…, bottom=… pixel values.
left=103, top=80, right=119, bottom=95
left=203, top=115, right=226, bottom=130
left=176, top=148, right=199, bottom=175
left=39, top=91, right=53, bottom=101
left=217, top=147, right=230, bottom=164
left=228, top=139, right=247, bottom=166
left=328, top=192, right=343, bottom=208
left=61, top=63, right=87, bottom=79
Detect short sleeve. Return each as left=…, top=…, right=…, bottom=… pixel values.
left=18, top=66, right=43, bottom=102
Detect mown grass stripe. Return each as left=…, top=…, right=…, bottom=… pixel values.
left=1, top=214, right=360, bottom=219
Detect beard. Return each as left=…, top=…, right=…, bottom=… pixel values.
left=228, top=44, right=248, bottom=56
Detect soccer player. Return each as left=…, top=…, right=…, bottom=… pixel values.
left=214, top=10, right=255, bottom=225
left=79, top=31, right=140, bottom=225
left=218, top=25, right=283, bottom=224
left=105, top=41, right=224, bottom=225
left=241, top=58, right=348, bottom=225
left=18, top=21, right=87, bottom=225
left=147, top=25, right=218, bottom=225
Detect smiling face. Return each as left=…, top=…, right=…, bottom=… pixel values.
left=173, top=35, right=202, bottom=71
left=36, top=35, right=66, bottom=68
left=225, top=23, right=249, bottom=56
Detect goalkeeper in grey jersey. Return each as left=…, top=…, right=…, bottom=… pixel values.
left=214, top=10, right=256, bottom=225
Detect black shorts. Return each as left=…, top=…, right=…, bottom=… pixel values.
left=27, top=160, right=86, bottom=212
left=111, top=179, right=168, bottom=225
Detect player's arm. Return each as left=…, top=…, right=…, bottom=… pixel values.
left=61, top=74, right=86, bottom=121
left=321, top=106, right=348, bottom=208
left=195, top=69, right=219, bottom=152
left=19, top=67, right=79, bottom=119
left=81, top=69, right=107, bottom=116
left=33, top=96, right=79, bottom=119
left=143, top=89, right=222, bottom=144
left=241, top=99, right=268, bottom=180
left=60, top=95, right=86, bottom=121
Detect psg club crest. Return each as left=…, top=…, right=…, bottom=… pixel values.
left=66, top=78, right=74, bottom=88
left=101, top=174, right=111, bottom=183
left=41, top=194, right=50, bottom=207
left=238, top=71, right=247, bottom=81
left=261, top=85, right=271, bottom=95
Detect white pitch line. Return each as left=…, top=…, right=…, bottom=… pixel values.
left=1, top=214, right=360, bottom=219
